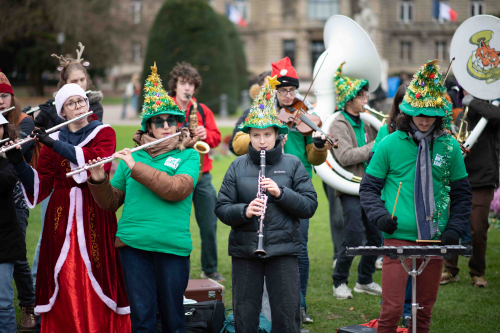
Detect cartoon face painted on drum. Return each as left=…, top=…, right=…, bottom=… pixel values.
left=467, top=30, right=500, bottom=84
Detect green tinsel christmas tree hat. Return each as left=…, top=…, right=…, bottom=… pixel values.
left=399, top=60, right=452, bottom=117
left=238, top=75, right=289, bottom=135
left=334, top=62, right=369, bottom=110
left=140, top=62, right=185, bottom=131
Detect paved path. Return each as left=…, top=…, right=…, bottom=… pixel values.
left=102, top=104, right=238, bottom=127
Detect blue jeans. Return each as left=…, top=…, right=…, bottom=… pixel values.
left=14, top=208, right=35, bottom=307
left=119, top=246, right=189, bottom=333
left=32, top=193, right=51, bottom=287
left=0, top=263, right=16, bottom=333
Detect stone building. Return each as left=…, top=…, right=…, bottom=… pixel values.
left=110, top=0, right=500, bottom=82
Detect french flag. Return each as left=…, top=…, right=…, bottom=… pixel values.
left=226, top=4, right=247, bottom=27
left=433, top=0, right=458, bottom=22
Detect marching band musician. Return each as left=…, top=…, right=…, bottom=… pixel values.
left=329, top=63, right=381, bottom=300
left=5, top=83, right=131, bottom=332
left=359, top=61, right=472, bottom=333
left=231, top=57, right=329, bottom=323
left=0, top=70, right=36, bottom=330
left=441, top=88, right=500, bottom=288
left=87, top=64, right=200, bottom=333
left=168, top=62, right=225, bottom=283
left=215, top=79, right=318, bottom=333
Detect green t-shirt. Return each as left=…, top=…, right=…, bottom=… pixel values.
left=342, top=111, right=367, bottom=168
left=284, top=130, right=314, bottom=178
left=111, top=148, right=200, bottom=256
left=371, top=123, right=390, bottom=152
left=366, top=131, right=468, bottom=241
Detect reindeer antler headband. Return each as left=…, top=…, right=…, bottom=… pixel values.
left=52, top=42, right=90, bottom=71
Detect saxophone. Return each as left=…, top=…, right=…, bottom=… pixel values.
left=187, top=94, right=210, bottom=180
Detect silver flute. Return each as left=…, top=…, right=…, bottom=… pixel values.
left=254, top=149, right=268, bottom=256
left=0, top=138, right=10, bottom=144
left=25, top=90, right=91, bottom=115
left=0, top=106, right=15, bottom=115
left=66, top=131, right=182, bottom=178
left=0, top=111, right=93, bottom=154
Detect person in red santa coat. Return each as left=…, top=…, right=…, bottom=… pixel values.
left=5, top=83, right=130, bottom=333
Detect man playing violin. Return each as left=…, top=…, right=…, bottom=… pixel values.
left=231, top=56, right=329, bottom=323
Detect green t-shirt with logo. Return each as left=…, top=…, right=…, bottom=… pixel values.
left=111, top=148, right=200, bottom=256
left=366, top=130, right=468, bottom=241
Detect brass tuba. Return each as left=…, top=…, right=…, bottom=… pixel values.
left=187, top=94, right=210, bottom=180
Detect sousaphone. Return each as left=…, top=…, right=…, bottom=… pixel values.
left=450, top=15, right=500, bottom=156
left=313, top=15, right=382, bottom=196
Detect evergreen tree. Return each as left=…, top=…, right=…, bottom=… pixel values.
left=140, top=0, right=239, bottom=114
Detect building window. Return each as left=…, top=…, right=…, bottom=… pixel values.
left=132, top=42, right=142, bottom=63
left=311, top=41, right=325, bottom=71
left=234, top=0, right=250, bottom=22
left=400, top=41, right=412, bottom=62
left=131, top=0, right=142, bottom=24
left=398, top=0, right=413, bottom=23
left=283, top=40, right=296, bottom=65
left=470, top=0, right=484, bottom=17
left=308, top=0, right=340, bottom=21
left=435, top=41, right=447, bottom=61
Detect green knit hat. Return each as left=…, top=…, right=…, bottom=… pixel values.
left=334, top=62, right=369, bottom=110
left=399, top=60, right=452, bottom=117
left=238, top=75, right=289, bottom=135
left=140, top=62, right=185, bottom=131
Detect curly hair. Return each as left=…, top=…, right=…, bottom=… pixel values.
left=1, top=122, right=19, bottom=141
left=168, top=62, right=202, bottom=97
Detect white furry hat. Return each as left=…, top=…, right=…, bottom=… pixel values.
left=55, top=83, right=89, bottom=119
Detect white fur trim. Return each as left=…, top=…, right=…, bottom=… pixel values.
left=55, top=84, right=90, bottom=119
left=69, top=124, right=111, bottom=184
left=74, top=188, right=130, bottom=314
left=19, top=167, right=40, bottom=209
left=280, top=69, right=288, bottom=76
left=34, top=188, right=130, bottom=315
left=34, top=188, right=76, bottom=315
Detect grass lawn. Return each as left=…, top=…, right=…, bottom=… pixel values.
left=15, top=126, right=500, bottom=332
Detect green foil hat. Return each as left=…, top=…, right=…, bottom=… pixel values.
left=140, top=62, right=185, bottom=131
left=334, top=62, right=369, bottom=110
left=399, top=60, right=452, bottom=117
left=238, top=75, right=289, bottom=135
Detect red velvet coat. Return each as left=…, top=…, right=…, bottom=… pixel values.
left=21, top=125, right=130, bottom=315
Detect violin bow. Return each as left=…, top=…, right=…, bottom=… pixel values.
left=288, top=53, right=329, bottom=131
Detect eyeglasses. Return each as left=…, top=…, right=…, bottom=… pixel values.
left=0, top=93, right=11, bottom=101
left=276, top=88, right=296, bottom=96
left=355, top=93, right=370, bottom=101
left=150, top=116, right=178, bottom=129
left=64, top=98, right=87, bottom=111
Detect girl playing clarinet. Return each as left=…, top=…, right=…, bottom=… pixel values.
left=5, top=83, right=131, bottom=332
left=215, top=77, right=318, bottom=333
left=87, top=64, right=200, bottom=333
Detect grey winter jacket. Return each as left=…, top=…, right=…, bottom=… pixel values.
left=215, top=139, right=318, bottom=259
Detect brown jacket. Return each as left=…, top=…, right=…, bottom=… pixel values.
left=87, top=128, right=198, bottom=247
left=232, top=131, right=328, bottom=166
left=329, top=112, right=377, bottom=181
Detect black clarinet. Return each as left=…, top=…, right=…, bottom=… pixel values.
left=254, top=149, right=268, bottom=256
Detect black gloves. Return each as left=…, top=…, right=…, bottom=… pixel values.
left=22, top=106, right=32, bottom=114
left=32, top=128, right=55, bottom=149
left=377, top=215, right=398, bottom=234
left=439, top=229, right=461, bottom=245
left=313, top=135, right=327, bottom=149
left=5, top=145, right=24, bottom=166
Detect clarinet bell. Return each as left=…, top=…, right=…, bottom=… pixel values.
left=254, top=234, right=267, bottom=257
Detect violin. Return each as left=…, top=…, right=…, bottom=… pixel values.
left=278, top=100, right=338, bottom=148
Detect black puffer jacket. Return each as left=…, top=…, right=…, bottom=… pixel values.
left=215, top=139, right=318, bottom=259
left=455, top=99, right=500, bottom=188
left=0, top=156, right=26, bottom=264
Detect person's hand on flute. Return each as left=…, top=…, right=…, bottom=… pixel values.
left=88, top=158, right=106, bottom=182
left=114, top=148, right=136, bottom=170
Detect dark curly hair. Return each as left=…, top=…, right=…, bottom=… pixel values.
left=168, top=62, right=202, bottom=97
left=1, top=122, right=18, bottom=141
